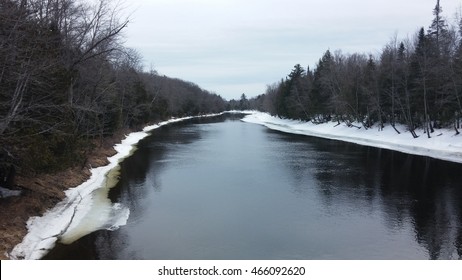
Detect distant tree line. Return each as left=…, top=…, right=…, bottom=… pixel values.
left=0, top=0, right=226, bottom=175
left=250, top=1, right=462, bottom=139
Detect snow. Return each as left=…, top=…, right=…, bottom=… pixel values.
left=242, top=111, right=462, bottom=164
left=9, top=113, right=223, bottom=260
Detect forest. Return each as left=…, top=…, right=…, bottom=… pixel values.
left=0, top=0, right=227, bottom=177
left=248, top=1, right=462, bottom=140
left=1, top=0, right=462, bottom=181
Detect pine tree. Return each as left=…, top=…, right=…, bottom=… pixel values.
left=281, top=64, right=308, bottom=119
left=410, top=28, right=432, bottom=137
left=428, top=0, right=448, bottom=56
left=312, top=50, right=333, bottom=121
left=363, top=55, right=382, bottom=129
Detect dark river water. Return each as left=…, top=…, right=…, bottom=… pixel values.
left=45, top=114, right=462, bottom=260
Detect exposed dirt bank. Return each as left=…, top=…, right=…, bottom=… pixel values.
left=0, top=129, right=133, bottom=260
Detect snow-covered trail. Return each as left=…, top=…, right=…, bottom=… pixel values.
left=9, top=113, right=224, bottom=260
left=242, top=112, right=462, bottom=164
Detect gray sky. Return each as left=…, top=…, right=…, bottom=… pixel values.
left=123, top=0, right=461, bottom=100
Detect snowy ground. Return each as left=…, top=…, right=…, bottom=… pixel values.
left=242, top=111, right=462, bottom=164
left=9, top=113, right=223, bottom=260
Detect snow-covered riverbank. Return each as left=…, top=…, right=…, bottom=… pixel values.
left=242, top=112, right=462, bottom=164
left=9, top=113, right=224, bottom=260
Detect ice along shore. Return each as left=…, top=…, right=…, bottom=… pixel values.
left=9, top=113, right=225, bottom=260
left=242, top=112, right=462, bottom=164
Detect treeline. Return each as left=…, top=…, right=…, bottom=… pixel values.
left=250, top=1, right=462, bottom=138
left=0, top=0, right=226, bottom=174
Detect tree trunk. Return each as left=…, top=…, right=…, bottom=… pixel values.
left=68, top=77, right=74, bottom=106
left=423, top=77, right=431, bottom=138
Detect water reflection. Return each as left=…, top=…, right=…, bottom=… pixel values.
left=269, top=131, right=462, bottom=259
left=44, top=115, right=462, bottom=259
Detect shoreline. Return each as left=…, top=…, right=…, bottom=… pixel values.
left=242, top=112, right=462, bottom=164
left=1, top=113, right=226, bottom=260
left=0, top=128, right=131, bottom=260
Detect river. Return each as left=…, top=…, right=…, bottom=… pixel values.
left=44, top=114, right=462, bottom=259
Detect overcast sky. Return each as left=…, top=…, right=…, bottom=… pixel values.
left=123, top=0, right=461, bottom=100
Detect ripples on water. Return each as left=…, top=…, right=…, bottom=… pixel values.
left=45, top=114, right=462, bottom=260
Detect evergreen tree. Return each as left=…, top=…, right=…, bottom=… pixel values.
left=396, top=42, right=418, bottom=137
left=427, top=0, right=448, bottom=55
left=312, top=50, right=333, bottom=121
left=239, top=93, right=249, bottom=110
left=288, top=65, right=311, bottom=120
left=410, top=28, right=433, bottom=137
left=363, top=55, right=383, bottom=129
